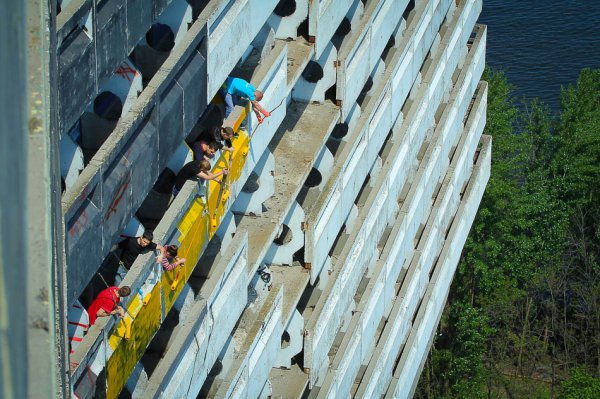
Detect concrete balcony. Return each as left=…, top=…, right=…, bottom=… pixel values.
left=303, top=0, right=459, bottom=285
left=68, top=31, right=317, bottom=397
left=363, top=134, right=491, bottom=399
left=302, top=4, right=484, bottom=388
left=314, top=76, right=488, bottom=398
left=61, top=0, right=286, bottom=306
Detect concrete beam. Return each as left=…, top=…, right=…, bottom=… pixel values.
left=336, top=0, right=411, bottom=118
left=318, top=78, right=487, bottom=398
left=24, top=0, right=69, bottom=397
left=308, top=0, right=356, bottom=59
left=304, top=0, right=454, bottom=284
left=143, top=235, right=249, bottom=398
left=211, top=287, right=284, bottom=398
left=384, top=135, right=491, bottom=399
left=303, top=1, right=483, bottom=387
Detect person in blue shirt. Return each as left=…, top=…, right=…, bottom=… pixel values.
left=222, top=77, right=270, bottom=123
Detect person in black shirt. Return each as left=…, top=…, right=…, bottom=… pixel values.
left=172, top=159, right=229, bottom=197
left=199, top=126, right=235, bottom=154
left=114, top=231, right=162, bottom=284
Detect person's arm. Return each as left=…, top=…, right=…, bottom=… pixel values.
left=251, top=100, right=270, bottom=117
left=162, top=255, right=186, bottom=270
left=197, top=168, right=229, bottom=181
left=97, top=305, right=124, bottom=318
left=161, top=256, right=178, bottom=271
left=156, top=245, right=166, bottom=264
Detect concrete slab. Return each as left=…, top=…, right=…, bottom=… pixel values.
left=237, top=101, right=339, bottom=276
left=285, top=38, right=314, bottom=87
left=270, top=265, right=311, bottom=323
left=269, top=365, right=309, bottom=399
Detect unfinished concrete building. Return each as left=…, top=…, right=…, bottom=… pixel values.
left=5, top=0, right=490, bottom=397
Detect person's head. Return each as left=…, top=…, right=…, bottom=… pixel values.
left=208, top=141, right=219, bottom=154
left=166, top=245, right=179, bottom=258
left=254, top=90, right=263, bottom=101
left=202, top=141, right=217, bottom=157
left=139, top=231, right=153, bottom=247
left=199, top=159, right=211, bottom=172
left=118, top=286, right=131, bottom=298
left=221, top=126, right=234, bottom=140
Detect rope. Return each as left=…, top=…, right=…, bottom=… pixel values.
left=249, top=97, right=286, bottom=138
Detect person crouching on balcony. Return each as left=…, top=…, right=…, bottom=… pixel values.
left=172, top=159, right=229, bottom=197
left=199, top=125, right=235, bottom=154
left=221, top=77, right=270, bottom=124
left=87, top=285, right=131, bottom=326
left=157, top=244, right=186, bottom=271
left=114, top=231, right=163, bottom=284
left=192, top=139, right=219, bottom=161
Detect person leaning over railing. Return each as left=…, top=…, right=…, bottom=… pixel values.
left=114, top=231, right=163, bottom=284
left=87, top=285, right=131, bottom=326
left=172, top=159, right=229, bottom=197
left=221, top=76, right=271, bottom=123
left=157, top=244, right=186, bottom=271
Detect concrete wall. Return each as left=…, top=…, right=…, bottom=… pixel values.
left=49, top=0, right=490, bottom=397
left=319, top=74, right=488, bottom=399
left=56, top=0, right=171, bottom=132
left=0, top=0, right=28, bottom=397
left=384, top=135, right=491, bottom=399
left=304, top=0, right=454, bottom=284
left=304, top=0, right=483, bottom=389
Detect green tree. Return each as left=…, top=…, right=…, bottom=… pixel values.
left=559, top=367, right=600, bottom=399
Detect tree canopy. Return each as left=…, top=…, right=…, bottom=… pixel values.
left=417, top=68, right=600, bottom=398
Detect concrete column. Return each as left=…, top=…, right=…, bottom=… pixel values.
left=0, top=0, right=28, bottom=397
left=24, top=0, right=69, bottom=397
left=232, top=151, right=275, bottom=216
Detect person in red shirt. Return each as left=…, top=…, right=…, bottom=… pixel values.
left=87, top=285, right=131, bottom=326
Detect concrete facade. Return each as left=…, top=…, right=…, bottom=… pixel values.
left=12, top=0, right=488, bottom=397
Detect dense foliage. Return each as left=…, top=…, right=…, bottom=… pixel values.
left=416, top=68, right=600, bottom=398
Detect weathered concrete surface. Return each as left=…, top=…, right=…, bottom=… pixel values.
left=336, top=0, right=409, bottom=118
left=308, top=0, right=355, bottom=59
left=57, top=0, right=158, bottom=132
left=384, top=135, right=491, bottom=399
left=210, top=286, right=284, bottom=398
left=242, top=101, right=339, bottom=276
left=304, top=0, right=454, bottom=284
left=304, top=0, right=482, bottom=388
left=22, top=0, right=69, bottom=397
left=318, top=76, right=487, bottom=398
left=205, top=0, right=279, bottom=98
left=270, top=365, right=309, bottom=399
left=0, top=1, right=28, bottom=397
left=143, top=235, right=249, bottom=398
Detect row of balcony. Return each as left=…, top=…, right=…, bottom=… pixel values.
left=62, top=0, right=487, bottom=397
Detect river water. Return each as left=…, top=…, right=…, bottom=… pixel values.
left=478, top=0, right=600, bottom=110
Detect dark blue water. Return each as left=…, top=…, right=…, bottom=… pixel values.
left=478, top=1, right=600, bottom=110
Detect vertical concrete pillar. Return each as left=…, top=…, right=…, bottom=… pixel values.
left=24, top=0, right=69, bottom=397
left=264, top=201, right=306, bottom=265
left=232, top=151, right=275, bottom=216
left=0, top=0, right=28, bottom=397
left=274, top=309, right=304, bottom=369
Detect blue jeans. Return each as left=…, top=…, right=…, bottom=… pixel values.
left=222, top=90, right=248, bottom=128
left=223, top=91, right=237, bottom=119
